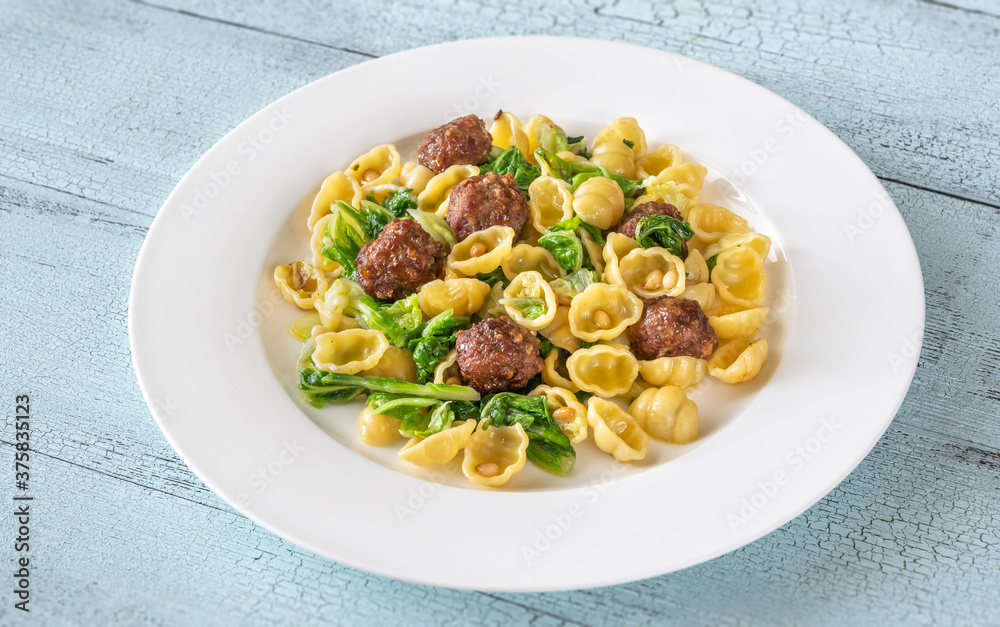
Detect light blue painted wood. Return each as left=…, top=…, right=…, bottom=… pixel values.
left=1, top=0, right=998, bottom=625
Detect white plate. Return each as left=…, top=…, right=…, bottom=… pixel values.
left=129, top=36, right=924, bottom=591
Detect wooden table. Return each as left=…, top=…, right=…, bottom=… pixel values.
left=2, top=1, right=998, bottom=624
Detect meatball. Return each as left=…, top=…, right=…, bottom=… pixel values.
left=446, top=172, right=530, bottom=241
left=355, top=218, right=447, bottom=300
left=628, top=297, right=718, bottom=360
left=417, top=114, right=493, bottom=174
left=613, top=201, right=689, bottom=258
left=455, top=317, right=544, bottom=394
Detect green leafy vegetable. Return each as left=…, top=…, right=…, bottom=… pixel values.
left=537, top=229, right=584, bottom=272
left=368, top=394, right=480, bottom=438
left=639, top=179, right=697, bottom=216
left=407, top=209, right=456, bottom=245
left=498, top=297, right=548, bottom=320
left=320, top=200, right=396, bottom=278
left=634, top=214, right=695, bottom=258
left=541, top=217, right=606, bottom=272
left=549, top=269, right=599, bottom=302
left=477, top=283, right=507, bottom=320
left=706, top=254, right=719, bottom=277
left=622, top=139, right=635, bottom=149
left=299, top=366, right=480, bottom=408
left=407, top=310, right=469, bottom=383
left=476, top=267, right=511, bottom=288
left=537, top=338, right=555, bottom=357
left=375, top=188, right=418, bottom=217
left=478, top=146, right=541, bottom=194
left=480, top=393, right=576, bottom=476
left=352, top=293, right=424, bottom=347
left=534, top=148, right=644, bottom=198
left=574, top=390, right=594, bottom=404
left=533, top=118, right=590, bottom=158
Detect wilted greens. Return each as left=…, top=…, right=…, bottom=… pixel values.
left=480, top=392, right=576, bottom=476
left=407, top=310, right=469, bottom=383
left=320, top=200, right=395, bottom=278
left=539, top=217, right=606, bottom=272
left=373, top=188, right=418, bottom=217
left=478, top=146, right=541, bottom=194
left=634, top=214, right=695, bottom=258
left=352, top=293, right=424, bottom=347
left=550, top=269, right=600, bottom=302
left=534, top=148, right=644, bottom=198
left=367, top=393, right=479, bottom=438
left=476, top=267, right=511, bottom=288
left=497, top=297, right=548, bottom=320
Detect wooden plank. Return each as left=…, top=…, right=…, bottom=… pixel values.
left=1, top=0, right=998, bottom=220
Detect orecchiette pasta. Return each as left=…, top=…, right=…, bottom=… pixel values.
left=704, top=232, right=772, bottom=261
left=528, top=385, right=588, bottom=444
left=398, top=420, right=476, bottom=466
left=417, top=164, right=479, bottom=214
left=310, top=214, right=340, bottom=273
left=602, top=232, right=639, bottom=286
left=682, top=284, right=716, bottom=312
left=528, top=176, right=574, bottom=233
left=447, top=225, right=516, bottom=275
left=462, top=421, right=530, bottom=487
left=616, top=247, right=686, bottom=298
left=653, top=162, right=707, bottom=190
left=685, top=249, right=710, bottom=284
left=501, top=270, right=558, bottom=331
left=538, top=305, right=581, bottom=352
left=687, top=203, right=749, bottom=248
left=636, top=144, right=682, bottom=179
left=568, top=283, right=643, bottom=342
left=567, top=344, right=639, bottom=397
left=400, top=161, right=435, bottom=195
left=433, top=349, right=463, bottom=385
left=591, top=117, right=646, bottom=178
left=360, top=345, right=419, bottom=383
left=345, top=144, right=401, bottom=188
left=418, top=278, right=491, bottom=317
left=629, top=386, right=699, bottom=444
left=315, top=278, right=361, bottom=330
left=274, top=261, right=329, bottom=309
left=587, top=397, right=648, bottom=462
left=572, top=176, right=625, bottom=230
left=312, top=329, right=389, bottom=374
left=308, top=171, right=359, bottom=229
left=709, top=307, right=769, bottom=340
left=542, top=350, right=579, bottom=392
left=711, top=246, right=767, bottom=308
left=489, top=110, right=530, bottom=155
left=501, top=244, right=565, bottom=282
left=708, top=337, right=769, bottom=384
left=638, top=356, right=707, bottom=389
left=358, top=406, right=404, bottom=446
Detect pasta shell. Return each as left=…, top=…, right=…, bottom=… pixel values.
left=274, top=261, right=329, bottom=309
left=587, top=397, right=648, bottom=462
left=529, top=385, right=588, bottom=444
left=358, top=406, right=404, bottom=446
left=399, top=420, right=476, bottom=467
left=638, top=356, right=707, bottom=389
left=568, top=283, right=643, bottom=342
left=629, top=386, right=699, bottom=444
left=447, top=226, right=516, bottom=276
left=462, top=421, right=530, bottom=487
left=311, top=329, right=389, bottom=374
left=708, top=337, right=768, bottom=384
left=567, top=344, right=639, bottom=397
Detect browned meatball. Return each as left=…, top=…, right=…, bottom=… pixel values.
left=613, top=201, right=689, bottom=258
left=355, top=218, right=447, bottom=300
left=417, top=114, right=493, bottom=174
left=446, top=172, right=530, bottom=241
left=628, top=297, right=718, bottom=360
left=455, top=317, right=544, bottom=394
